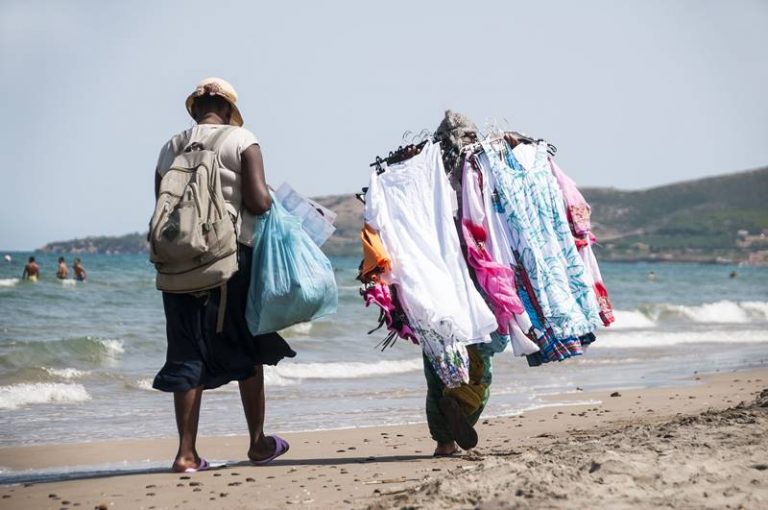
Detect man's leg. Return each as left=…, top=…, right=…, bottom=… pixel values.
left=464, top=346, right=492, bottom=428
left=423, top=355, right=457, bottom=455
left=172, top=386, right=204, bottom=472
left=239, top=365, right=276, bottom=461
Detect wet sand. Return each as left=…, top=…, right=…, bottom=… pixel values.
left=1, top=368, right=766, bottom=509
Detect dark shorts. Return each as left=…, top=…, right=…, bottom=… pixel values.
left=153, top=243, right=296, bottom=392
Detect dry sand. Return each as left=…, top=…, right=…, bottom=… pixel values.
left=0, top=368, right=766, bottom=510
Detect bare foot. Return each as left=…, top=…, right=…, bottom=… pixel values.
left=433, top=441, right=459, bottom=457
left=248, top=435, right=276, bottom=463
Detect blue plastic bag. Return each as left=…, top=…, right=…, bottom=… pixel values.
left=246, top=194, right=338, bottom=335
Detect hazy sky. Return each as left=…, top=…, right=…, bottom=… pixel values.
left=1, top=0, right=767, bottom=250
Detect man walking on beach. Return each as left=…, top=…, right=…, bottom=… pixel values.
left=151, top=77, right=295, bottom=472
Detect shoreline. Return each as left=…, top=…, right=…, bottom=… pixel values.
left=0, top=363, right=729, bottom=453
left=0, top=367, right=765, bottom=509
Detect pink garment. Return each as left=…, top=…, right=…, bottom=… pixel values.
left=549, top=158, right=591, bottom=237
left=461, top=219, right=524, bottom=334
left=549, top=157, right=615, bottom=327
left=362, top=282, right=418, bottom=343
left=579, top=244, right=615, bottom=326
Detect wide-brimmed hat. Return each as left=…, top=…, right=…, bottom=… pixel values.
left=185, top=77, right=243, bottom=126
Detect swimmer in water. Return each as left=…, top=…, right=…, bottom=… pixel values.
left=73, top=258, right=87, bottom=281
left=22, top=256, right=40, bottom=281
left=56, top=257, right=69, bottom=279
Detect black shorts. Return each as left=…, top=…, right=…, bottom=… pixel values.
left=153, top=243, right=296, bottom=392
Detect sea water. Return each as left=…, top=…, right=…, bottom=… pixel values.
left=0, top=253, right=766, bottom=448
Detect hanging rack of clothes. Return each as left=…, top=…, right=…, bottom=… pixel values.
left=356, top=114, right=614, bottom=378
left=356, top=133, right=445, bottom=203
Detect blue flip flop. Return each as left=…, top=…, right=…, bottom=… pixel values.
left=250, top=435, right=290, bottom=465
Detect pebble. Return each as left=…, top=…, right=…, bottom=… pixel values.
left=610, top=391, right=621, bottom=397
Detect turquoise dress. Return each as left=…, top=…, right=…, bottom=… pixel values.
left=481, top=140, right=602, bottom=340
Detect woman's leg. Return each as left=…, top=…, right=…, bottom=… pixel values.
left=172, top=386, right=204, bottom=472
left=239, top=366, right=276, bottom=460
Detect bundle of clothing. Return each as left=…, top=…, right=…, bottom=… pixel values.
left=358, top=112, right=614, bottom=390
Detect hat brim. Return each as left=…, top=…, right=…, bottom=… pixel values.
left=185, top=93, right=243, bottom=127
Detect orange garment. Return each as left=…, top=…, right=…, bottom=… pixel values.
left=359, top=223, right=391, bottom=283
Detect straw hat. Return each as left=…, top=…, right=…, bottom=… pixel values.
left=185, top=77, right=244, bottom=127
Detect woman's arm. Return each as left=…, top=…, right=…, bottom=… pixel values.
left=241, top=144, right=273, bottom=215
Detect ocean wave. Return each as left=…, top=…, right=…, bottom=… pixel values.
left=275, top=359, right=423, bottom=380
left=593, top=329, right=768, bottom=349
left=652, top=300, right=768, bottom=324
left=741, top=301, right=768, bottom=319
left=97, top=339, right=125, bottom=356
left=131, top=378, right=154, bottom=391
left=42, top=367, right=90, bottom=380
left=611, top=310, right=657, bottom=330
left=263, top=368, right=298, bottom=386
left=279, top=322, right=313, bottom=337
left=0, top=383, right=91, bottom=410
left=611, top=301, right=768, bottom=329
left=0, top=337, right=125, bottom=368
left=0, top=278, right=19, bottom=288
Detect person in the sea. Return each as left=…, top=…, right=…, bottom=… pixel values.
left=73, top=258, right=87, bottom=281
left=56, top=257, right=69, bottom=279
left=152, top=77, right=295, bottom=473
left=21, top=256, right=40, bottom=281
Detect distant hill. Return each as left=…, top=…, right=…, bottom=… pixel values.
left=40, top=167, right=768, bottom=264
left=584, top=167, right=768, bottom=263
left=40, top=232, right=148, bottom=255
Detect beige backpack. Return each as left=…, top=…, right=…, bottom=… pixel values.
left=149, top=126, right=238, bottom=293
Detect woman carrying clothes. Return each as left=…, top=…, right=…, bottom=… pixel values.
left=152, top=77, right=295, bottom=472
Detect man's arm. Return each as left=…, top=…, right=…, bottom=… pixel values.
left=241, top=144, right=272, bottom=215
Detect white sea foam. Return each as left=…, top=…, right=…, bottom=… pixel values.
left=280, top=322, right=313, bottom=337
left=593, top=329, right=768, bottom=349
left=666, top=300, right=752, bottom=324
left=741, top=301, right=768, bottom=319
left=43, top=367, right=89, bottom=380
left=648, top=300, right=768, bottom=324
left=93, top=338, right=125, bottom=357
left=0, top=383, right=91, bottom=410
left=263, top=368, right=299, bottom=386
left=610, top=310, right=657, bottom=329
left=134, top=378, right=154, bottom=391
left=613, top=301, right=768, bottom=327
left=276, top=359, right=423, bottom=380
left=0, top=278, right=19, bottom=288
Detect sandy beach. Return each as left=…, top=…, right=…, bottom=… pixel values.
left=0, top=367, right=765, bottom=509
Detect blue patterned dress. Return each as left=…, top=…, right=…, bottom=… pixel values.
left=481, top=140, right=602, bottom=340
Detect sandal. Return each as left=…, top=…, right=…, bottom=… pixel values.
left=250, top=435, right=290, bottom=465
